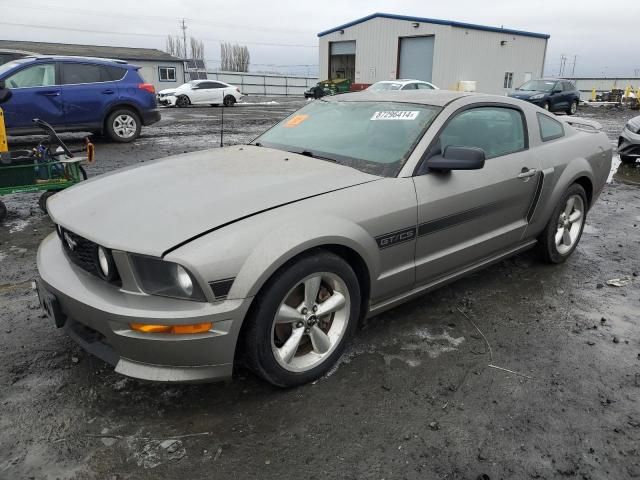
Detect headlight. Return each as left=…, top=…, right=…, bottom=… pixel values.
left=130, top=254, right=206, bottom=302
left=626, top=122, right=640, bottom=134
left=97, top=246, right=117, bottom=281
left=530, top=93, right=544, bottom=100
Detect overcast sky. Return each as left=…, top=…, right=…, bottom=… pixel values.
left=0, top=0, right=637, bottom=78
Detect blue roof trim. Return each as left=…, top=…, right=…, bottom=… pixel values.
left=317, top=13, right=550, bottom=40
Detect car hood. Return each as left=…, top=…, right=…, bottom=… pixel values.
left=509, top=90, right=547, bottom=99
left=157, top=88, right=176, bottom=95
left=47, top=146, right=379, bottom=257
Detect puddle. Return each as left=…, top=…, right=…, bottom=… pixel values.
left=613, top=160, right=640, bottom=186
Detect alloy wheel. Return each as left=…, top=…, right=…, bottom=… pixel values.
left=270, top=272, right=350, bottom=372
left=113, top=114, right=137, bottom=139
left=555, top=194, right=585, bottom=255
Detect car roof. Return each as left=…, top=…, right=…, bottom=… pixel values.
left=375, top=79, right=428, bottom=85
left=327, top=89, right=473, bottom=107
left=19, top=55, right=130, bottom=66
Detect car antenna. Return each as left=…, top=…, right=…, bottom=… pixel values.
left=220, top=102, right=224, bottom=148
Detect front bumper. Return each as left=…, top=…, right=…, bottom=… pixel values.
left=36, top=233, right=252, bottom=383
left=618, top=127, right=640, bottom=158
left=158, top=95, right=177, bottom=107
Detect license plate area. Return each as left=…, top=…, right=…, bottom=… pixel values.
left=35, top=279, right=67, bottom=328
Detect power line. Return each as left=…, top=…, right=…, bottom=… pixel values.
left=0, top=22, right=319, bottom=48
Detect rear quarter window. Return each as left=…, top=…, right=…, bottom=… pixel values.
left=105, top=66, right=127, bottom=81
left=538, top=113, right=565, bottom=142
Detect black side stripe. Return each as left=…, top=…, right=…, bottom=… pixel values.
left=417, top=199, right=508, bottom=237
left=526, top=172, right=545, bottom=223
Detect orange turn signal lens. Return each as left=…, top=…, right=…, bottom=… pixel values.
left=129, top=322, right=212, bottom=334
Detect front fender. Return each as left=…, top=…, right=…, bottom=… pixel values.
left=233, top=215, right=380, bottom=299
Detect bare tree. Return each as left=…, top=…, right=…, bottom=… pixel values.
left=165, top=35, right=185, bottom=58
left=220, top=42, right=250, bottom=72
left=190, top=37, right=205, bottom=60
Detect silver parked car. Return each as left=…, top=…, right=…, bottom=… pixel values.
left=618, top=114, right=640, bottom=164
left=36, top=90, right=612, bottom=387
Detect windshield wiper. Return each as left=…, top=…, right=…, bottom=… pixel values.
left=299, top=150, right=338, bottom=163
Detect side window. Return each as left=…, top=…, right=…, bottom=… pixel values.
left=402, top=83, right=418, bottom=90
left=61, top=63, right=109, bottom=84
left=5, top=63, right=55, bottom=88
left=537, top=113, right=565, bottom=142
left=417, top=83, right=434, bottom=89
left=210, top=82, right=226, bottom=89
left=104, top=66, right=126, bottom=81
left=503, top=72, right=514, bottom=89
left=563, top=81, right=575, bottom=92
left=158, top=66, right=176, bottom=82
left=436, top=107, right=526, bottom=159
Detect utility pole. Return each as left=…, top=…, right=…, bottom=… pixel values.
left=571, top=55, right=577, bottom=77
left=180, top=19, right=188, bottom=59
left=559, top=55, right=566, bottom=77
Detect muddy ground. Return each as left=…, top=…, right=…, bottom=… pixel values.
left=1, top=99, right=639, bottom=480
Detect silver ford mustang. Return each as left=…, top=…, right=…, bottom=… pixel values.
left=36, top=90, right=612, bottom=387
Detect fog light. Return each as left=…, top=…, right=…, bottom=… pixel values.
left=129, top=322, right=213, bottom=334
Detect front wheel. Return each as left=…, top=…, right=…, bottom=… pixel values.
left=176, top=95, right=190, bottom=108
left=105, top=109, right=141, bottom=143
left=242, top=251, right=361, bottom=387
left=0, top=200, right=6, bottom=223
left=38, top=191, right=57, bottom=214
left=538, top=184, right=587, bottom=263
left=543, top=101, right=551, bottom=111
left=567, top=100, right=578, bottom=115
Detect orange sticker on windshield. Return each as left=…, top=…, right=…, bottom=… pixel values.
left=285, top=114, right=309, bottom=127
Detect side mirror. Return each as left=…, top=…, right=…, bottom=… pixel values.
left=426, top=145, right=486, bottom=171
left=0, top=80, right=12, bottom=104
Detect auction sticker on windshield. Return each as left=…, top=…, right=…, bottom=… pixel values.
left=285, top=114, right=309, bottom=127
left=371, top=111, right=420, bottom=121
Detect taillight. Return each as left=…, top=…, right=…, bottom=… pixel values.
left=138, top=83, right=155, bottom=94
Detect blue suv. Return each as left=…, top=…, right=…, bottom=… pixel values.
left=0, top=56, right=160, bottom=142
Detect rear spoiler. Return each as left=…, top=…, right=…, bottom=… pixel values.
left=561, top=117, right=603, bottom=133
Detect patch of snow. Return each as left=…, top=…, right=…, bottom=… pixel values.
left=7, top=218, right=32, bottom=234
left=607, top=154, right=621, bottom=183
left=236, top=101, right=280, bottom=106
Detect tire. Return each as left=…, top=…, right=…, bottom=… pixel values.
left=619, top=155, right=637, bottom=165
left=0, top=200, right=6, bottom=223
left=105, top=109, right=141, bottom=143
left=223, top=95, right=236, bottom=107
left=538, top=184, right=588, bottom=264
left=543, top=101, right=551, bottom=111
left=242, top=250, right=361, bottom=387
left=38, top=191, right=57, bottom=214
left=567, top=100, right=578, bottom=115
left=79, top=165, right=88, bottom=180
left=176, top=95, right=190, bottom=108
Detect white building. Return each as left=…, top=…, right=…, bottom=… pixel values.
left=318, top=13, right=550, bottom=94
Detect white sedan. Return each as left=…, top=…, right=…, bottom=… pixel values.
left=157, top=80, right=243, bottom=107
left=367, top=79, right=439, bottom=92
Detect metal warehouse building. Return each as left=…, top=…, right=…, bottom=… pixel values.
left=318, top=13, right=550, bottom=94
left=0, top=40, right=184, bottom=91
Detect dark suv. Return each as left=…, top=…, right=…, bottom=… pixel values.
left=508, top=78, right=581, bottom=115
left=0, top=56, right=160, bottom=142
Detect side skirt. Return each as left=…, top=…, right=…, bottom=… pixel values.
left=366, top=240, right=537, bottom=319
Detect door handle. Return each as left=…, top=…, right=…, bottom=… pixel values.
left=40, top=91, right=60, bottom=96
left=517, top=167, right=537, bottom=179
left=102, top=89, right=115, bottom=94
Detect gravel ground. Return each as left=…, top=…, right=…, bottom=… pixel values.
left=0, top=99, right=639, bottom=480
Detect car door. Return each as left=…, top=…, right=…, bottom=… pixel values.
left=1, top=62, right=63, bottom=129
left=60, top=62, right=116, bottom=130
left=549, top=81, right=565, bottom=110
left=412, top=105, right=542, bottom=284
left=191, top=82, right=223, bottom=104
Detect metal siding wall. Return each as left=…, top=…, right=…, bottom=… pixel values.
left=318, top=17, right=547, bottom=93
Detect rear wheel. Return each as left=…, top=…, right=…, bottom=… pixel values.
left=223, top=95, right=236, bottom=107
left=242, top=251, right=360, bottom=387
left=105, top=109, right=141, bottom=143
left=567, top=100, right=578, bottom=115
left=0, top=200, right=6, bottom=223
left=538, top=184, right=587, bottom=263
left=176, top=95, right=190, bottom=108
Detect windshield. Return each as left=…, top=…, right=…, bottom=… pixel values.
left=0, top=59, right=31, bottom=78
left=368, top=82, right=403, bottom=92
left=255, top=100, right=440, bottom=177
left=518, top=80, right=556, bottom=92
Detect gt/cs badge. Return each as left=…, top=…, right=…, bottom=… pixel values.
left=375, top=227, right=416, bottom=249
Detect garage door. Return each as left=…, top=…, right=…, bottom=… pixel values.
left=398, top=36, right=434, bottom=82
